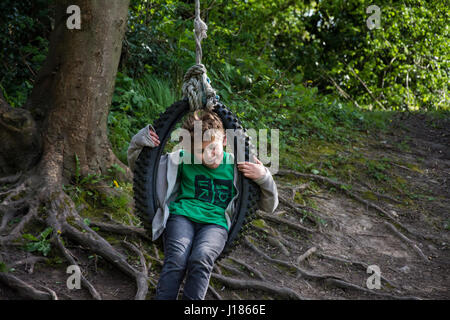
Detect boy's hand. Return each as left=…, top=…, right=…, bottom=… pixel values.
left=149, top=127, right=160, bottom=147
left=237, top=155, right=266, bottom=180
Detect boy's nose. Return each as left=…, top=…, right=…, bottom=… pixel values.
left=206, top=149, right=215, bottom=160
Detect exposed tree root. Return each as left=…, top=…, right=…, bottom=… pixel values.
left=90, top=221, right=151, bottom=241
left=0, top=172, right=149, bottom=300
left=278, top=234, right=302, bottom=251
left=0, top=204, right=38, bottom=244
left=278, top=170, right=423, bottom=237
left=277, top=169, right=399, bottom=204
left=324, top=278, right=421, bottom=300
left=217, top=261, right=248, bottom=278
left=62, top=222, right=149, bottom=300
left=1, top=159, right=439, bottom=300
left=0, top=181, right=27, bottom=204
left=356, top=179, right=403, bottom=204
left=208, top=284, right=223, bottom=300
left=249, top=223, right=300, bottom=257
left=39, top=285, right=59, bottom=300
left=0, top=172, right=23, bottom=185
left=275, top=169, right=433, bottom=262
left=316, top=252, right=397, bottom=288
left=256, top=210, right=315, bottom=234
left=278, top=183, right=310, bottom=201
left=211, top=273, right=305, bottom=300
left=232, top=292, right=243, bottom=300
left=53, top=235, right=102, bottom=300
left=9, top=256, right=49, bottom=274
left=277, top=194, right=332, bottom=229
left=0, top=210, right=17, bottom=234
left=0, top=272, right=52, bottom=300
left=267, top=235, right=290, bottom=256
left=121, top=240, right=149, bottom=300
left=228, top=256, right=266, bottom=281
left=383, top=221, right=430, bottom=263
left=296, top=247, right=317, bottom=265
left=245, top=236, right=340, bottom=281
left=276, top=169, right=401, bottom=223
left=243, top=236, right=416, bottom=300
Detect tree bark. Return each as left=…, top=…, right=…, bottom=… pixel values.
left=1, top=0, right=131, bottom=183
left=0, top=90, right=41, bottom=176
left=0, top=1, right=154, bottom=300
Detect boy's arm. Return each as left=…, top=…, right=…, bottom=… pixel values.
left=127, top=124, right=159, bottom=172
left=237, top=156, right=279, bottom=213
left=253, top=166, right=279, bottom=214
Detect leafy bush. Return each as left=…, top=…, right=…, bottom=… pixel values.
left=108, top=71, right=179, bottom=164
left=0, top=0, right=50, bottom=107
left=206, top=59, right=385, bottom=148
left=23, top=227, right=53, bottom=257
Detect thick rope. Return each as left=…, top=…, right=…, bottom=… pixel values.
left=194, top=0, right=207, bottom=65
left=182, top=64, right=217, bottom=111
left=181, top=0, right=217, bottom=111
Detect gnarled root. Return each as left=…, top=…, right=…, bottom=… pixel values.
left=211, top=273, right=305, bottom=300
left=0, top=272, right=53, bottom=300
left=0, top=173, right=149, bottom=300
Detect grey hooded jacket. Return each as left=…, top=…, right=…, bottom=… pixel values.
left=128, top=124, right=279, bottom=241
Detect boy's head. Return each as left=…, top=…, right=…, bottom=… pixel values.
left=182, top=110, right=226, bottom=169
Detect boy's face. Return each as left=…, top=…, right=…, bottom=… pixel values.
left=193, top=132, right=227, bottom=169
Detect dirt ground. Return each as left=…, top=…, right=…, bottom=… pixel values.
left=1, top=113, right=449, bottom=300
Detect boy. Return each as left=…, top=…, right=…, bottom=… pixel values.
left=127, top=110, right=278, bottom=300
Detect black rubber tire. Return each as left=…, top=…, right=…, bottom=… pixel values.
left=132, top=98, right=260, bottom=258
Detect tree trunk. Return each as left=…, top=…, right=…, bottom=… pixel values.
left=0, top=0, right=150, bottom=300
left=1, top=0, right=131, bottom=183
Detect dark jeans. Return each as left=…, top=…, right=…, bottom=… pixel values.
left=155, top=214, right=228, bottom=300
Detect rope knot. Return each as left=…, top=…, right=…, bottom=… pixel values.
left=181, top=0, right=217, bottom=111
left=182, top=64, right=217, bottom=111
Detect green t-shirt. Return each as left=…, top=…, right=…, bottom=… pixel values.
left=168, top=150, right=236, bottom=230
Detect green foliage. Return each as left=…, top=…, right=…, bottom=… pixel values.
left=114, top=0, right=410, bottom=161
left=0, top=261, right=8, bottom=273
left=300, top=0, right=449, bottom=111
left=366, top=159, right=391, bottom=181
left=124, top=0, right=195, bottom=85
left=209, top=61, right=386, bottom=148
left=122, top=0, right=447, bottom=111
left=63, top=154, right=140, bottom=227
left=63, top=154, right=105, bottom=203
left=108, top=71, right=178, bottom=164
left=22, top=227, right=53, bottom=257
left=1, top=0, right=446, bottom=186
left=2, top=0, right=447, bottom=112
left=0, top=0, right=50, bottom=107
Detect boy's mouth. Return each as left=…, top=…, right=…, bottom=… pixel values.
left=202, top=152, right=223, bottom=168
left=202, top=156, right=221, bottom=168
left=204, top=162, right=220, bottom=169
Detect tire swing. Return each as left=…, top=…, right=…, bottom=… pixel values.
left=132, top=0, right=260, bottom=259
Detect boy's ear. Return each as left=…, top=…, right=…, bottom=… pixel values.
left=222, top=134, right=227, bottom=146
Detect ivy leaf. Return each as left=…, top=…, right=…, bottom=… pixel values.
left=83, top=218, right=91, bottom=227
left=22, top=233, right=39, bottom=242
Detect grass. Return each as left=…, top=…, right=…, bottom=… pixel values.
left=108, top=72, right=179, bottom=164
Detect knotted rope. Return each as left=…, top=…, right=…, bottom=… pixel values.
left=181, top=0, right=217, bottom=111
